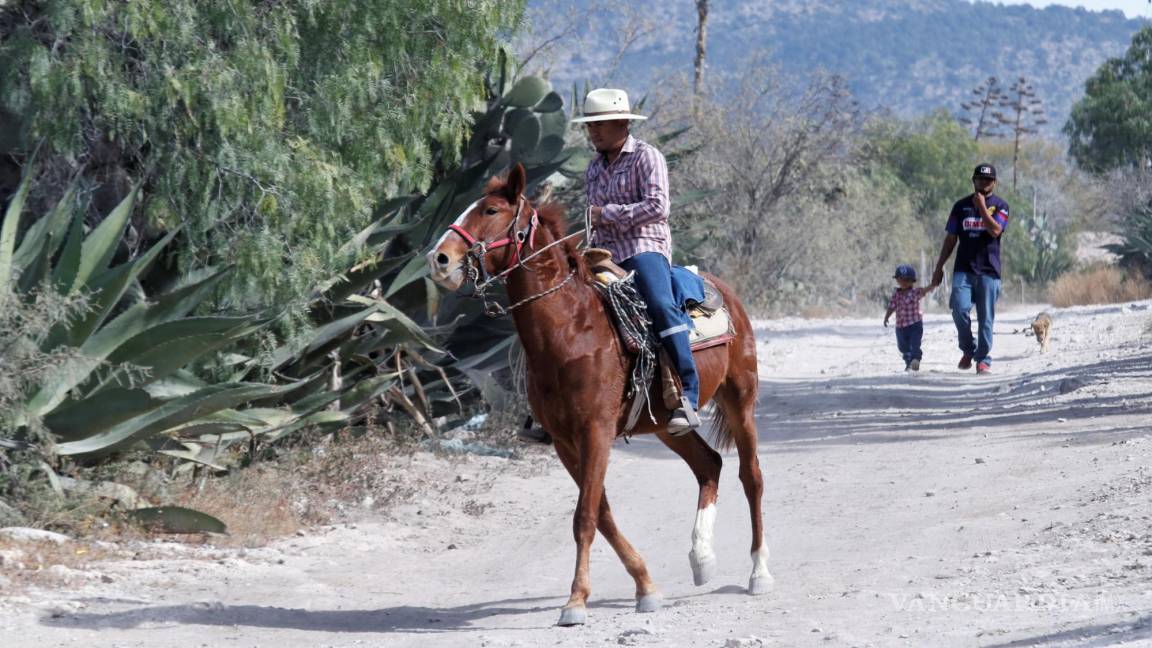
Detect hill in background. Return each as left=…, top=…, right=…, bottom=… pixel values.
left=528, top=0, right=1144, bottom=132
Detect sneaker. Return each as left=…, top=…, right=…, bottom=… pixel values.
left=976, top=362, right=991, bottom=374
left=909, top=359, right=921, bottom=371
left=668, top=399, right=701, bottom=436
left=958, top=354, right=973, bottom=370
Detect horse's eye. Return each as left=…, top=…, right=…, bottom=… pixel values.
left=485, top=207, right=499, bottom=216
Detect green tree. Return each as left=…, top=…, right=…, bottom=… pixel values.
left=864, top=110, right=978, bottom=227
left=0, top=0, right=524, bottom=306
left=1065, top=26, right=1152, bottom=172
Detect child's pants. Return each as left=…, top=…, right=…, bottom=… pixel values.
left=895, top=321, right=923, bottom=367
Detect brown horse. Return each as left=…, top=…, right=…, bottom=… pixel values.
left=427, top=164, right=772, bottom=626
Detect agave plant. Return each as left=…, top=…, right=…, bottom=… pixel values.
left=200, top=71, right=584, bottom=454
left=0, top=165, right=287, bottom=466
left=1107, top=200, right=1152, bottom=279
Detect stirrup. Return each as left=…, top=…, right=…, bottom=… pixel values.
left=667, top=397, right=701, bottom=436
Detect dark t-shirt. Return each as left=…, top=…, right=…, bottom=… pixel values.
left=946, top=193, right=1010, bottom=278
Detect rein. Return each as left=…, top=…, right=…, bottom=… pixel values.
left=448, top=197, right=585, bottom=317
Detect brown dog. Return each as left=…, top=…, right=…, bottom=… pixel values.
left=1031, top=312, right=1052, bottom=353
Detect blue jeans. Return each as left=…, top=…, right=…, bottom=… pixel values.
left=619, top=253, right=700, bottom=409
left=950, top=271, right=1001, bottom=366
left=895, top=321, right=923, bottom=367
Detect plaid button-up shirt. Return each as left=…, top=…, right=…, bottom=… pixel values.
left=888, top=287, right=928, bottom=328
left=585, top=135, right=671, bottom=263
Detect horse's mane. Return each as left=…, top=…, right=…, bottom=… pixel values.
left=484, top=176, right=588, bottom=276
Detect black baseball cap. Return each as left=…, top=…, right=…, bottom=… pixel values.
left=972, top=163, right=997, bottom=180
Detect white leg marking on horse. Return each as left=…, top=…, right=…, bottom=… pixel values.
left=432, top=199, right=481, bottom=249
left=689, top=503, right=718, bottom=585
left=751, top=538, right=770, bottom=577
left=690, top=503, right=717, bottom=564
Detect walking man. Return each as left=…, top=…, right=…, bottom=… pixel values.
left=930, top=163, right=1010, bottom=374
left=572, top=88, right=701, bottom=433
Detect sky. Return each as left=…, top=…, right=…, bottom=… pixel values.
left=988, top=0, right=1151, bottom=17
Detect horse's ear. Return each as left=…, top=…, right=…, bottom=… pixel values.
left=505, top=163, right=527, bottom=203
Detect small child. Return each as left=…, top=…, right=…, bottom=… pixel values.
left=883, top=264, right=936, bottom=371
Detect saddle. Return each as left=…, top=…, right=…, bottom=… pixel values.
left=585, top=248, right=734, bottom=352
left=585, top=248, right=735, bottom=415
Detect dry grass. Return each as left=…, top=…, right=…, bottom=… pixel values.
left=171, top=430, right=433, bottom=547
left=0, top=533, right=170, bottom=592
left=0, top=411, right=549, bottom=598
left=1047, top=266, right=1152, bottom=308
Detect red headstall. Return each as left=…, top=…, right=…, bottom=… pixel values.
left=447, top=199, right=539, bottom=274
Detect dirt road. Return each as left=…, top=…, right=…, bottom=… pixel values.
left=3, top=301, right=1151, bottom=647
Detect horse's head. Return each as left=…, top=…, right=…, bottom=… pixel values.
left=427, top=163, right=536, bottom=291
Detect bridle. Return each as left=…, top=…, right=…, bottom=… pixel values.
left=446, top=195, right=582, bottom=317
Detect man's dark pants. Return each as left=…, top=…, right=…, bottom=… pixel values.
left=619, top=252, right=700, bottom=409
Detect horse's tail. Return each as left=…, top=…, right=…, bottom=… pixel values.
left=706, top=400, right=736, bottom=452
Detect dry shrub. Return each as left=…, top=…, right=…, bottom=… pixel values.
left=173, top=463, right=313, bottom=547
left=171, top=429, right=427, bottom=547
left=1047, top=266, right=1152, bottom=307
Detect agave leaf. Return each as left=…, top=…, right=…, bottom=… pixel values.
left=415, top=176, right=457, bottom=220
left=73, top=186, right=139, bottom=291
left=302, top=411, right=349, bottom=428
left=656, top=125, right=693, bottom=145
left=262, top=410, right=348, bottom=444
left=127, top=506, right=227, bottom=534
left=370, top=300, right=445, bottom=353
left=383, top=253, right=431, bottom=299
left=50, top=228, right=179, bottom=349
left=0, top=161, right=32, bottom=289
left=43, top=388, right=159, bottom=442
left=286, top=389, right=343, bottom=416
left=51, top=211, right=85, bottom=291
left=56, top=381, right=298, bottom=458
left=365, top=220, right=424, bottom=249
left=27, top=310, right=257, bottom=418
left=78, top=266, right=232, bottom=356
left=98, top=316, right=265, bottom=389
left=338, top=375, right=396, bottom=411
left=16, top=230, right=57, bottom=293
left=12, top=182, right=76, bottom=280
left=269, top=306, right=378, bottom=370
left=453, top=336, right=515, bottom=371
left=322, top=253, right=411, bottom=304
left=335, top=208, right=414, bottom=258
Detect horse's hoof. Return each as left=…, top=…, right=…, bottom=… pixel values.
left=690, top=553, right=717, bottom=586
left=557, top=606, right=587, bottom=626
left=636, top=592, right=663, bottom=613
left=748, top=573, right=775, bottom=595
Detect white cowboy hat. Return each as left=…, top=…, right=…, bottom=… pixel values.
left=570, top=88, right=648, bottom=123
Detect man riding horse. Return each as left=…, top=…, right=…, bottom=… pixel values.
left=573, top=88, right=701, bottom=434
left=425, top=89, right=771, bottom=627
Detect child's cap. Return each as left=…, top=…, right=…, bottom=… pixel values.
left=894, top=264, right=917, bottom=281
